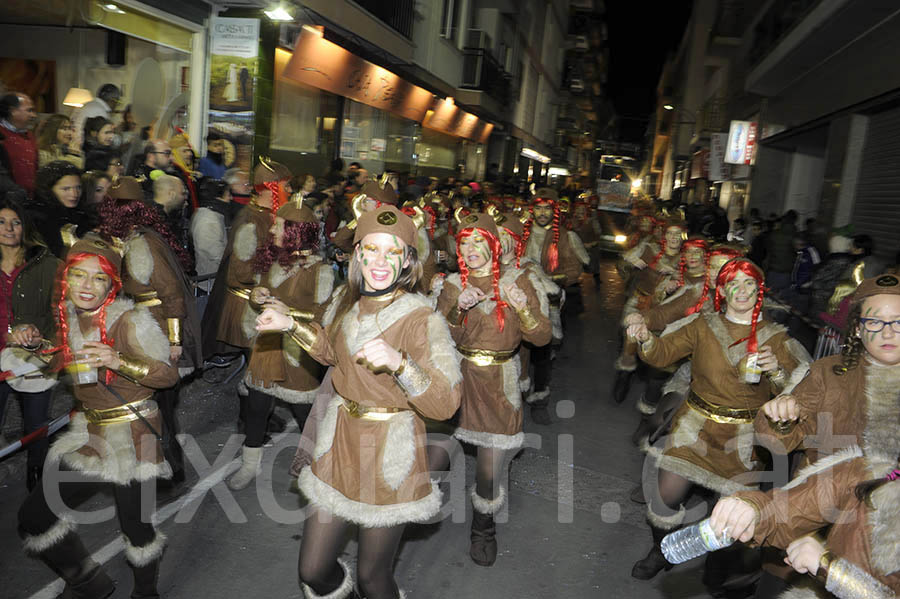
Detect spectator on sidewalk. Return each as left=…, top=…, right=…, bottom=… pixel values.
left=0, top=93, right=38, bottom=196
left=809, top=229, right=855, bottom=319
left=191, top=178, right=231, bottom=276
left=36, top=114, right=82, bottom=169
left=788, top=233, right=821, bottom=313
left=197, top=130, right=227, bottom=180
left=70, top=83, right=120, bottom=149
left=765, top=209, right=798, bottom=295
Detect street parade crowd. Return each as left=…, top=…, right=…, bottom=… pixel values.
left=1, top=87, right=899, bottom=599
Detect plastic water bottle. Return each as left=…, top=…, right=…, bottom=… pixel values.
left=660, top=518, right=734, bottom=564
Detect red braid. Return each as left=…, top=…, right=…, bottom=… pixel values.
left=255, top=180, right=288, bottom=213
left=648, top=237, right=667, bottom=270
left=502, top=226, right=525, bottom=268
left=714, top=258, right=766, bottom=354
left=547, top=204, right=560, bottom=273
left=53, top=253, right=123, bottom=384
left=456, top=227, right=509, bottom=331
left=679, top=238, right=710, bottom=286
left=421, top=205, right=436, bottom=239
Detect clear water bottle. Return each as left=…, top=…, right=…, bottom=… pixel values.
left=660, top=518, right=734, bottom=564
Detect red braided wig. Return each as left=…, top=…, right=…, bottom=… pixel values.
left=55, top=253, right=122, bottom=384
left=685, top=247, right=742, bottom=316
left=714, top=258, right=766, bottom=353
left=421, top=205, right=437, bottom=239
left=455, top=227, right=509, bottom=331
left=255, top=180, right=289, bottom=213
left=500, top=226, right=525, bottom=268
left=678, top=238, right=709, bottom=285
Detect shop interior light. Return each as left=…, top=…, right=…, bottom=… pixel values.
left=663, top=104, right=674, bottom=111
left=62, top=87, right=93, bottom=108
left=631, top=178, right=642, bottom=188
left=100, top=3, right=126, bottom=13
left=520, top=147, right=551, bottom=164
left=547, top=166, right=570, bottom=177
left=265, top=6, right=293, bottom=21
left=614, top=234, right=627, bottom=244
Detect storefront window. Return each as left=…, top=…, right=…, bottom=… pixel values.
left=341, top=99, right=416, bottom=177
left=416, top=127, right=461, bottom=177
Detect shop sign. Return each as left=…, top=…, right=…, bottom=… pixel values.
left=211, top=17, right=260, bottom=59
left=690, top=149, right=709, bottom=180
left=283, top=27, right=433, bottom=122
left=725, top=120, right=757, bottom=165
left=709, top=132, right=730, bottom=181
left=422, top=98, right=493, bottom=144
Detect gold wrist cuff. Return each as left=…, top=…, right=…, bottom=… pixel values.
left=116, top=353, right=151, bottom=382
left=447, top=306, right=466, bottom=326
left=346, top=220, right=357, bottom=230
left=394, top=355, right=431, bottom=397
left=288, top=321, right=318, bottom=352
left=166, top=318, right=182, bottom=346
left=517, top=305, right=540, bottom=331
left=289, top=308, right=316, bottom=322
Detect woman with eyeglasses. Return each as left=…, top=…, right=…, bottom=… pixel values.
left=36, top=114, right=82, bottom=169
left=754, top=273, right=900, bottom=476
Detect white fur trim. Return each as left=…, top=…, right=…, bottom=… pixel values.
left=567, top=230, right=590, bottom=265
left=501, top=356, right=522, bottom=410
left=782, top=446, right=864, bottom=491
left=48, top=412, right=173, bottom=485
left=518, top=375, right=531, bottom=394
left=614, top=355, right=638, bottom=372
left=342, top=293, right=432, bottom=357
left=524, top=225, right=547, bottom=265
left=299, top=468, right=442, bottom=527
left=636, top=395, right=656, bottom=415
left=241, top=302, right=259, bottom=344
left=471, top=486, right=507, bottom=515
left=776, top=588, right=825, bottom=599
left=550, top=304, right=563, bottom=341
left=646, top=505, right=685, bottom=530
left=426, top=311, right=463, bottom=390
left=668, top=403, right=706, bottom=449
left=454, top=427, right=524, bottom=450
left=267, top=261, right=303, bottom=290
left=21, top=517, right=76, bottom=554
left=662, top=362, right=692, bottom=396
left=65, top=298, right=134, bottom=351
left=381, top=412, right=416, bottom=491
left=416, top=225, right=431, bottom=258
left=869, top=468, right=900, bottom=575
left=321, top=286, right=347, bottom=327
left=525, top=389, right=549, bottom=405
left=647, top=448, right=755, bottom=495
left=125, top=234, right=153, bottom=286
left=660, top=312, right=701, bottom=338
left=233, top=222, right=258, bottom=263
left=127, top=305, right=172, bottom=363
left=301, top=558, right=354, bottom=599
left=315, top=263, right=335, bottom=305
left=703, top=311, right=786, bottom=366
left=526, top=270, right=550, bottom=318
left=783, top=363, right=810, bottom=394
left=124, top=531, right=167, bottom=566
left=243, top=375, right=319, bottom=404
left=862, top=360, right=900, bottom=462
left=313, top=396, right=342, bottom=460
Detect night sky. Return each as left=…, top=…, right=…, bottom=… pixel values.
left=604, top=3, right=692, bottom=143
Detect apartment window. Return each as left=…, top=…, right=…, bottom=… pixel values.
left=440, top=0, right=460, bottom=40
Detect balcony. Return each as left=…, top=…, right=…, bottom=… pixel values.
left=461, top=32, right=512, bottom=106
left=746, top=0, right=899, bottom=95
left=353, top=0, right=414, bottom=39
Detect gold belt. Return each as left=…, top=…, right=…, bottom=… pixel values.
left=228, top=287, right=252, bottom=300
left=341, top=398, right=408, bottom=421
left=686, top=391, right=757, bottom=424
left=457, top=346, right=518, bottom=366
left=133, top=291, right=161, bottom=308
left=77, top=398, right=156, bottom=426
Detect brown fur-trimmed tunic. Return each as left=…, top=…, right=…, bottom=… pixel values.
left=524, top=224, right=589, bottom=287
left=216, top=203, right=272, bottom=349
left=243, top=258, right=334, bottom=404
left=735, top=450, right=900, bottom=596
left=753, top=355, right=900, bottom=471
left=639, top=311, right=811, bottom=497
left=436, top=266, right=552, bottom=449
left=47, top=299, right=179, bottom=484
left=298, top=291, right=462, bottom=527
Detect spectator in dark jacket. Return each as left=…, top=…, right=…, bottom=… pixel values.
left=788, top=233, right=821, bottom=313
left=0, top=93, right=38, bottom=196
left=809, top=231, right=854, bottom=318
left=765, top=209, right=798, bottom=293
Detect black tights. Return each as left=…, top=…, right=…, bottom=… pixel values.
left=298, top=508, right=405, bottom=599
left=426, top=438, right=506, bottom=501
left=244, top=388, right=311, bottom=447
left=649, top=469, right=694, bottom=530
left=18, top=470, right=156, bottom=548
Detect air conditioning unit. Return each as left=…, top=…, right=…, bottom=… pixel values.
left=574, top=35, right=588, bottom=50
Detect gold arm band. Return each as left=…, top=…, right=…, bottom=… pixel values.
left=818, top=551, right=834, bottom=578
left=517, top=305, right=540, bottom=331
left=686, top=391, right=758, bottom=424
left=825, top=556, right=893, bottom=598
left=166, top=318, right=182, bottom=345
left=77, top=397, right=155, bottom=425
left=133, top=290, right=162, bottom=308
left=346, top=219, right=357, bottom=230
left=116, top=353, right=151, bottom=382
left=394, top=355, right=431, bottom=397
left=766, top=366, right=786, bottom=386
left=289, top=308, right=316, bottom=322
left=457, top=346, right=519, bottom=366
left=447, top=306, right=466, bottom=326
left=551, top=273, right=567, bottom=283
left=287, top=321, right=318, bottom=352
left=228, top=287, right=252, bottom=300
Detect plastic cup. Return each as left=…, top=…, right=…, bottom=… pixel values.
left=67, top=354, right=98, bottom=385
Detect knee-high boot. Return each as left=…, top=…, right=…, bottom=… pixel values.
left=470, top=487, right=506, bottom=567
left=125, top=532, right=166, bottom=599
left=631, top=524, right=674, bottom=580
left=22, top=523, right=115, bottom=599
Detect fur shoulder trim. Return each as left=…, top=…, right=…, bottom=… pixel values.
left=660, top=312, right=701, bottom=337
left=65, top=298, right=135, bottom=350
left=862, top=360, right=900, bottom=461
left=524, top=226, right=547, bottom=264
left=341, top=292, right=431, bottom=356
left=782, top=446, right=863, bottom=491
left=567, top=230, right=590, bottom=265
left=526, top=269, right=551, bottom=317
left=266, top=261, right=302, bottom=290
left=776, top=587, right=825, bottom=599
left=126, top=305, right=171, bottom=363
left=444, top=272, right=462, bottom=290
left=124, top=235, right=153, bottom=286
left=416, top=226, right=431, bottom=257
left=233, top=222, right=258, bottom=263
left=702, top=312, right=786, bottom=366
left=315, top=263, right=335, bottom=305
left=783, top=362, right=810, bottom=394
left=321, top=285, right=347, bottom=327
left=868, top=469, right=900, bottom=575
left=426, top=311, right=462, bottom=389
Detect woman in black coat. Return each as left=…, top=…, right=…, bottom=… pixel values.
left=27, top=160, right=97, bottom=257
